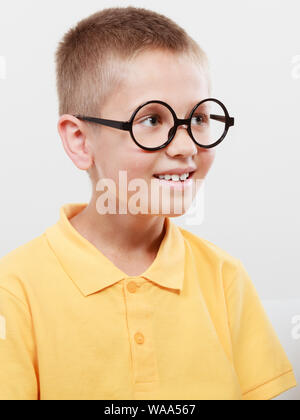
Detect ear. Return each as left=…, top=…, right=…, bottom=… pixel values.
left=57, top=115, right=94, bottom=171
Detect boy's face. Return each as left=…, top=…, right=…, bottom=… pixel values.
left=86, top=49, right=216, bottom=217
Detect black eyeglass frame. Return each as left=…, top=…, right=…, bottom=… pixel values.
left=73, top=97, right=235, bottom=152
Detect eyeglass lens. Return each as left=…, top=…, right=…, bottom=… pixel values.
left=131, top=100, right=227, bottom=148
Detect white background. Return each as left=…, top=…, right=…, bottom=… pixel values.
left=0, top=0, right=299, bottom=399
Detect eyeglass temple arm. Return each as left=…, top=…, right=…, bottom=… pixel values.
left=75, top=114, right=234, bottom=129
left=210, top=114, right=235, bottom=127
left=74, top=115, right=131, bottom=131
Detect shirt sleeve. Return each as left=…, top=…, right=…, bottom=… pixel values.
left=0, top=286, right=39, bottom=400
left=224, top=260, right=298, bottom=400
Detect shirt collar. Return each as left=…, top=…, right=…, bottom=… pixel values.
left=45, top=203, right=186, bottom=296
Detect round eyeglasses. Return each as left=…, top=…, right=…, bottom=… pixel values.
left=74, top=98, right=234, bottom=152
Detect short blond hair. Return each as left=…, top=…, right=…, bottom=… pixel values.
left=55, top=6, right=211, bottom=119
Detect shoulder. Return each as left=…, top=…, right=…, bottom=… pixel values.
left=0, top=234, right=50, bottom=300
left=177, top=225, right=247, bottom=287
left=177, top=225, right=255, bottom=303
left=178, top=225, right=240, bottom=266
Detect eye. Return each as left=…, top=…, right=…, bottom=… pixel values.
left=139, top=114, right=161, bottom=127
left=191, top=113, right=207, bottom=126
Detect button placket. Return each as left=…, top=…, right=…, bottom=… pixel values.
left=134, top=332, right=144, bottom=344
left=123, top=278, right=159, bottom=390
left=127, top=281, right=138, bottom=294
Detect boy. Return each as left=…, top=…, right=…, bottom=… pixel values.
left=0, top=6, right=297, bottom=400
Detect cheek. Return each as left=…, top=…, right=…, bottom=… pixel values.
left=122, top=151, right=156, bottom=181
left=97, top=147, right=156, bottom=182
left=92, top=129, right=157, bottom=181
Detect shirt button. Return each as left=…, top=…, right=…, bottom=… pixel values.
left=134, top=332, right=144, bottom=344
left=127, top=281, right=138, bottom=293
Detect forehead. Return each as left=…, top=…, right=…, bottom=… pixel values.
left=107, top=50, right=209, bottom=115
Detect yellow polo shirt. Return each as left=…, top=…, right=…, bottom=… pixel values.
left=0, top=203, right=297, bottom=400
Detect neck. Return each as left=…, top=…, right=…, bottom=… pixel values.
left=69, top=195, right=167, bottom=257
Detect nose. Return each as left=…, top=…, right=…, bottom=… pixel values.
left=166, top=125, right=197, bottom=157
left=168, top=124, right=188, bottom=139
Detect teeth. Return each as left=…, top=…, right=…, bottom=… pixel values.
left=157, top=173, right=190, bottom=181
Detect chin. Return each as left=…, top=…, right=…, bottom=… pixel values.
left=166, top=212, right=187, bottom=218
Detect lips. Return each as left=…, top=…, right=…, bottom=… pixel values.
left=152, top=171, right=196, bottom=180
left=153, top=167, right=197, bottom=177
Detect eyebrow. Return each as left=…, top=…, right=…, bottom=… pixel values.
left=127, top=99, right=207, bottom=118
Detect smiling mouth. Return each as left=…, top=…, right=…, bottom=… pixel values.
left=152, top=171, right=196, bottom=182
